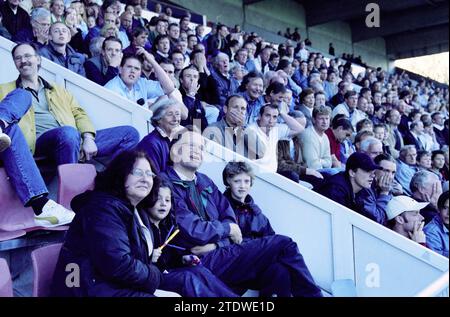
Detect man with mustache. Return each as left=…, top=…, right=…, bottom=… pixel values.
left=0, top=42, right=140, bottom=227
left=318, top=152, right=382, bottom=212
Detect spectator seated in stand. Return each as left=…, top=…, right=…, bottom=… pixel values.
left=424, top=191, right=449, bottom=258
left=84, top=36, right=122, bottom=86
left=137, top=99, right=185, bottom=175
left=317, top=152, right=382, bottom=212
left=39, top=22, right=86, bottom=76
left=206, top=52, right=239, bottom=112
left=105, top=50, right=186, bottom=111
left=355, top=154, right=396, bottom=226
left=386, top=196, right=428, bottom=246
left=246, top=103, right=304, bottom=173
left=0, top=42, right=140, bottom=228
left=14, top=7, right=51, bottom=49
left=396, top=145, right=419, bottom=196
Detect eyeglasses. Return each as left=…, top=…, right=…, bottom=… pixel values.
left=13, top=54, right=36, bottom=62
left=130, top=168, right=155, bottom=178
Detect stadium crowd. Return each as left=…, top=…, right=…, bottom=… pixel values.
left=0, top=0, right=448, bottom=297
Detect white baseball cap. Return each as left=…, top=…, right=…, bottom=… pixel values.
left=386, top=196, right=429, bottom=220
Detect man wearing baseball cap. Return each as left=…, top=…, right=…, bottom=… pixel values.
left=317, top=152, right=382, bottom=212
left=386, top=196, right=428, bottom=245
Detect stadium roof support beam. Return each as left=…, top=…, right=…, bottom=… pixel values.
left=351, top=2, right=449, bottom=42
left=385, top=24, right=449, bottom=60
left=304, top=0, right=430, bottom=27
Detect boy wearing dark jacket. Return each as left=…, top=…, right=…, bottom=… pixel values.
left=220, top=161, right=322, bottom=297
left=222, top=162, right=274, bottom=240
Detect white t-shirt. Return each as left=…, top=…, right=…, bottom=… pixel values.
left=247, top=123, right=290, bottom=173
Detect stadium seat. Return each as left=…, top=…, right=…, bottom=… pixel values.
left=331, top=279, right=357, bottom=297
left=31, top=243, right=63, bottom=297
left=0, top=258, right=13, bottom=297
left=0, top=229, right=27, bottom=242
left=30, top=242, right=181, bottom=297
left=57, top=164, right=97, bottom=210
left=0, top=168, right=36, bottom=234
left=0, top=168, right=69, bottom=241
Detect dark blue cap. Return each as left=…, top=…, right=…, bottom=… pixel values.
left=346, top=152, right=382, bottom=172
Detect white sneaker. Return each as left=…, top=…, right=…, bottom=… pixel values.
left=34, top=199, right=75, bottom=228
left=0, top=126, right=11, bottom=153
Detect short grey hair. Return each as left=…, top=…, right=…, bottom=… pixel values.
left=229, top=63, right=245, bottom=74
left=410, top=170, right=439, bottom=193
left=360, top=137, right=382, bottom=153
left=150, top=98, right=181, bottom=126
left=263, top=70, right=276, bottom=88
left=31, top=8, right=51, bottom=22
left=89, top=36, right=105, bottom=57
left=213, top=52, right=229, bottom=67
left=399, top=145, right=417, bottom=159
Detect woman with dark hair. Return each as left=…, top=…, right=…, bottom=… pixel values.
left=51, top=150, right=235, bottom=297
left=51, top=150, right=164, bottom=297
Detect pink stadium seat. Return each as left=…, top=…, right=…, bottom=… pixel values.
left=0, top=229, right=27, bottom=241
left=0, top=168, right=69, bottom=241
left=57, top=164, right=96, bottom=210
left=0, top=168, right=37, bottom=235
left=0, top=258, right=13, bottom=297
left=31, top=243, right=63, bottom=297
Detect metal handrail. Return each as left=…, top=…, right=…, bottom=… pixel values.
left=415, top=271, right=449, bottom=297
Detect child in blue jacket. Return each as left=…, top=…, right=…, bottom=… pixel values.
left=222, top=161, right=322, bottom=297
left=222, top=162, right=275, bottom=240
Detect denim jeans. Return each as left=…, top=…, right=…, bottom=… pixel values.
left=34, top=125, right=140, bottom=165
left=0, top=89, right=48, bottom=205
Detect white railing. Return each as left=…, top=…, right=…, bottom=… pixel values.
left=415, top=271, right=449, bottom=297
left=1, top=35, right=448, bottom=297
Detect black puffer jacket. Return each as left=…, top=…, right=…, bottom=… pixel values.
left=51, top=190, right=162, bottom=297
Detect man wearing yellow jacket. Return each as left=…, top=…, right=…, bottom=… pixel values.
left=0, top=42, right=140, bottom=227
